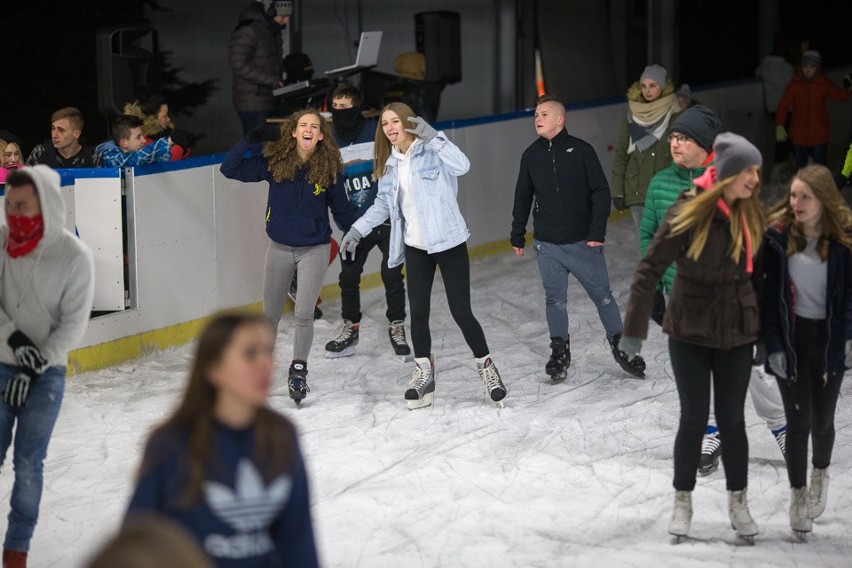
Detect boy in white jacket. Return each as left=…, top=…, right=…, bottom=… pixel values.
left=0, top=165, right=94, bottom=567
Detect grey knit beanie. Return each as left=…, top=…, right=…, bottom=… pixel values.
left=713, top=132, right=762, bottom=181
left=640, top=64, right=667, bottom=88
left=801, top=50, right=821, bottom=69
left=669, top=104, right=721, bottom=152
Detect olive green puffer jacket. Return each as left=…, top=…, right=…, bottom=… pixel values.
left=611, top=80, right=678, bottom=207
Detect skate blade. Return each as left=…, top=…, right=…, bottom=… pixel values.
left=792, top=530, right=810, bottom=542
left=325, top=347, right=356, bottom=359
left=669, top=534, right=688, bottom=545
left=398, top=354, right=412, bottom=363
left=697, top=463, right=719, bottom=477
left=549, top=371, right=568, bottom=384
left=407, top=392, right=433, bottom=410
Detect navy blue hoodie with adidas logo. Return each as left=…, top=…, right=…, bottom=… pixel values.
left=127, top=422, right=319, bottom=568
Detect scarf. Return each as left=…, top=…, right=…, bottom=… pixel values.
left=695, top=166, right=753, bottom=273
left=626, top=93, right=678, bottom=154
left=5, top=214, right=45, bottom=259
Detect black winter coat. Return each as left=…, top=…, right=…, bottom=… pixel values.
left=228, top=4, right=283, bottom=112
left=511, top=129, right=611, bottom=247
left=762, top=226, right=852, bottom=379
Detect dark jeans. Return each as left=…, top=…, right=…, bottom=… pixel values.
left=792, top=144, right=828, bottom=170
left=238, top=110, right=273, bottom=136
left=669, top=338, right=753, bottom=491
left=405, top=243, right=489, bottom=359
left=776, top=317, right=843, bottom=488
left=339, top=224, right=406, bottom=323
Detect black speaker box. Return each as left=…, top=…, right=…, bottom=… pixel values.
left=415, top=11, right=461, bottom=84
left=97, top=26, right=160, bottom=116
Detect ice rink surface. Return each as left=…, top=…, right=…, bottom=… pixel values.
left=15, top=218, right=852, bottom=567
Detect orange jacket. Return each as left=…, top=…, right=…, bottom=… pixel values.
left=776, top=73, right=850, bottom=146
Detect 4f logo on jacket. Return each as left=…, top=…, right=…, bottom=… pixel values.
left=313, top=183, right=326, bottom=196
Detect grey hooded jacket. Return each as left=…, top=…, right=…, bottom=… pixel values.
left=0, top=166, right=95, bottom=368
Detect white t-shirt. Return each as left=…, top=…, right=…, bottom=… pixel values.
left=392, top=139, right=427, bottom=249
left=788, top=236, right=828, bottom=319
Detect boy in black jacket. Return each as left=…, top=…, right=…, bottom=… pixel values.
left=511, top=95, right=646, bottom=381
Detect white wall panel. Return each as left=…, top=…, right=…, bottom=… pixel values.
left=132, top=168, right=217, bottom=328
left=74, top=177, right=125, bottom=311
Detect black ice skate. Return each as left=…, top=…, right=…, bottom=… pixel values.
left=405, top=356, right=435, bottom=410
left=545, top=337, right=571, bottom=382
left=388, top=320, right=411, bottom=360
left=288, top=360, right=310, bottom=405
left=476, top=355, right=507, bottom=406
left=608, top=333, right=646, bottom=378
left=698, top=429, right=721, bottom=476
left=325, top=320, right=359, bottom=358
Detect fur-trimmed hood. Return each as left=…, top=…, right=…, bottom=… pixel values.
left=123, top=101, right=172, bottom=138
left=626, top=79, right=676, bottom=103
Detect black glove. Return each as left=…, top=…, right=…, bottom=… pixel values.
left=612, top=197, right=626, bottom=212
left=169, top=128, right=191, bottom=149
left=753, top=341, right=767, bottom=366
left=3, top=368, right=36, bottom=407
left=8, top=330, right=48, bottom=374
left=651, top=288, right=666, bottom=326
left=246, top=124, right=281, bottom=144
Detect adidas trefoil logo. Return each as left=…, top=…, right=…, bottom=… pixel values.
left=203, top=459, right=292, bottom=558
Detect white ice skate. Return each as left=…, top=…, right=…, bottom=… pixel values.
left=809, top=467, right=829, bottom=519
left=790, top=487, right=812, bottom=541
left=728, top=488, right=759, bottom=544
left=668, top=490, right=692, bottom=542
left=405, top=356, right=435, bottom=410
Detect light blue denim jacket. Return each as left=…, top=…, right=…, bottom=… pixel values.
left=352, top=133, right=471, bottom=267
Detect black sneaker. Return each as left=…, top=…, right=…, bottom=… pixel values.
left=288, top=360, right=310, bottom=405
left=608, top=333, right=646, bottom=378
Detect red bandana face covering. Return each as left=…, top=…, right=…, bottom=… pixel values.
left=5, top=214, right=45, bottom=258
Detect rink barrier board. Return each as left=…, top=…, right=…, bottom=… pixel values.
left=63, top=71, right=851, bottom=375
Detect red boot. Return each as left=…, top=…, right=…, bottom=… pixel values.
left=3, top=549, right=27, bottom=568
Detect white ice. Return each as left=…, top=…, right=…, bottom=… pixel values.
left=15, top=218, right=852, bottom=567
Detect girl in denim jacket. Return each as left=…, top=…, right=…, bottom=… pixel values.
left=341, top=103, right=506, bottom=409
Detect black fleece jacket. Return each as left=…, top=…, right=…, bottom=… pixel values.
left=511, top=129, right=611, bottom=247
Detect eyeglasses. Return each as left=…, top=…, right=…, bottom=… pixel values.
left=667, top=133, right=690, bottom=145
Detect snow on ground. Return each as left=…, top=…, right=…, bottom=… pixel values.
left=14, top=218, right=852, bottom=567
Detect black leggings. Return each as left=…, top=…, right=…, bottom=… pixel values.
left=405, top=243, right=489, bottom=359
left=776, top=317, right=843, bottom=488
left=669, top=338, right=753, bottom=491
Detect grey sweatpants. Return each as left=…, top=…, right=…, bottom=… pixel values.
left=263, top=241, right=331, bottom=362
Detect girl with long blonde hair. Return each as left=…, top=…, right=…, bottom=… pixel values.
left=221, top=109, right=358, bottom=404
left=621, top=133, right=766, bottom=541
left=339, top=103, right=507, bottom=409
left=762, top=165, right=852, bottom=538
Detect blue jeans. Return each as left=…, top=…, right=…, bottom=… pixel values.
left=0, top=364, right=66, bottom=552
left=534, top=240, right=623, bottom=340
